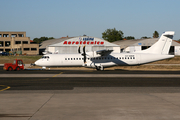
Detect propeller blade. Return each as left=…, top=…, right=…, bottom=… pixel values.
left=84, top=55, right=86, bottom=63
left=78, top=45, right=81, bottom=53
left=83, top=45, right=86, bottom=63
left=83, top=45, right=85, bottom=54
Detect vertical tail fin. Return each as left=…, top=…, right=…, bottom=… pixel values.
left=136, top=31, right=175, bottom=54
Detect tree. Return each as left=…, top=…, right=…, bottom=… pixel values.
left=33, top=37, right=54, bottom=44
left=141, top=36, right=151, bottom=39
left=153, top=31, right=159, bottom=38
left=102, top=28, right=124, bottom=42
left=124, top=36, right=135, bottom=40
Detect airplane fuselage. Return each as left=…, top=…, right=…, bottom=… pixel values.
left=35, top=53, right=174, bottom=68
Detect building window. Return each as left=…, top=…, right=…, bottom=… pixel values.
left=5, top=41, right=11, bottom=47
left=0, top=41, right=4, bottom=47
left=5, top=49, right=11, bottom=52
left=3, top=34, right=9, bottom=37
left=31, top=48, right=37, bottom=51
left=24, top=48, right=30, bottom=51
left=15, top=41, right=21, bottom=44
left=0, top=34, right=2, bottom=37
left=18, top=34, right=24, bottom=37
left=11, top=34, right=17, bottom=37
left=23, top=41, right=28, bottom=44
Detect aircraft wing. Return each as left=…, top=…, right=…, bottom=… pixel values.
left=96, top=49, right=113, bottom=56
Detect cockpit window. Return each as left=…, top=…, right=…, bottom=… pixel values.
left=42, top=56, right=49, bottom=59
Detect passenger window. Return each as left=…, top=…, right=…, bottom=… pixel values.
left=82, top=58, right=84, bottom=60
left=79, top=58, right=81, bottom=60
left=76, top=58, right=78, bottom=60
left=119, top=57, right=121, bottom=59
left=122, top=57, right=124, bottom=59
left=71, top=58, right=72, bottom=60
left=74, top=58, right=75, bottom=60
left=96, top=58, right=98, bottom=60
left=65, top=58, right=67, bottom=60
left=68, top=58, right=70, bottom=60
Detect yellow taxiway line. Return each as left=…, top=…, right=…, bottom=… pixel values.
left=0, top=85, right=10, bottom=92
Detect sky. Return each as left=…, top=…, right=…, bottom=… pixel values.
left=1, top=0, right=180, bottom=40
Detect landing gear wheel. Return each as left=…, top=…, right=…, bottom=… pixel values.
left=96, top=66, right=104, bottom=71
left=96, top=66, right=100, bottom=71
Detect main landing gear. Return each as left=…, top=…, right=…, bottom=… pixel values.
left=96, top=66, right=104, bottom=71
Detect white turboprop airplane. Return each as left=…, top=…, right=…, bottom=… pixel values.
left=34, top=31, right=175, bottom=70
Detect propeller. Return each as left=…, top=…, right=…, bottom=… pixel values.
left=83, top=45, right=86, bottom=63
left=78, top=45, right=81, bottom=54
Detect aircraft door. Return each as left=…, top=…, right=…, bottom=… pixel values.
left=136, top=54, right=141, bottom=64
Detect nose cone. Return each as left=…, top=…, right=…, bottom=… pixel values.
left=35, top=60, right=40, bottom=66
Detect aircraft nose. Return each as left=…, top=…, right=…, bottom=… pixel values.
left=34, top=60, right=40, bottom=66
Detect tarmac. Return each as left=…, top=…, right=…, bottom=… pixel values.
left=0, top=66, right=180, bottom=120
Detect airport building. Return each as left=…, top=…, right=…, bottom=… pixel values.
left=0, top=31, right=39, bottom=55
left=113, top=38, right=180, bottom=55
left=40, top=36, right=120, bottom=54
